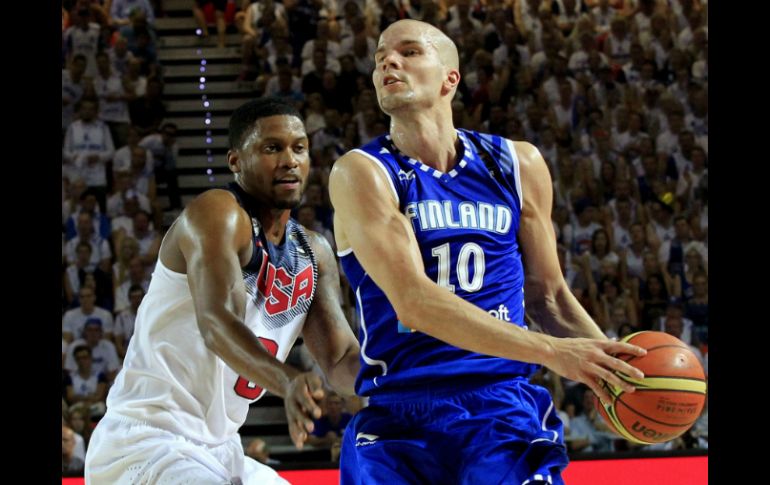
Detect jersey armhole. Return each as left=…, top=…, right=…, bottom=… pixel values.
left=503, top=138, right=524, bottom=211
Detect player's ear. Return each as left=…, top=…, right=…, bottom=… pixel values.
left=227, top=149, right=241, bottom=174
left=442, top=68, right=461, bottom=96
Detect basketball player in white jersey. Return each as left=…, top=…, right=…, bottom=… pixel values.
left=85, top=97, right=360, bottom=484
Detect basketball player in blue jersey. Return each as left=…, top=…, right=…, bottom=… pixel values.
left=328, top=20, right=648, bottom=485
left=85, top=98, right=360, bottom=484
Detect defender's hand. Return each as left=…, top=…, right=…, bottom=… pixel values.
left=284, top=372, right=325, bottom=449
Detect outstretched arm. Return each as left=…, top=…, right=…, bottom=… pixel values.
left=329, top=151, right=646, bottom=404
left=517, top=141, right=607, bottom=341
left=302, top=232, right=361, bottom=396
left=177, top=190, right=324, bottom=448
left=516, top=141, right=646, bottom=400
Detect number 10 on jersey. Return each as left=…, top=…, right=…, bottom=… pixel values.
left=431, top=242, right=485, bottom=292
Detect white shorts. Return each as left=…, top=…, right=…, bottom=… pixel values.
left=85, top=413, right=290, bottom=485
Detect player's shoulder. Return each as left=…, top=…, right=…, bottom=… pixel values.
left=181, top=188, right=249, bottom=231
left=509, top=140, right=542, bottom=166
left=329, top=146, right=391, bottom=186
left=186, top=188, right=241, bottom=213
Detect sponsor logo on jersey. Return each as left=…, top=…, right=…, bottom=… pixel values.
left=488, top=304, right=511, bottom=321
left=398, top=169, right=416, bottom=181
left=355, top=432, right=380, bottom=446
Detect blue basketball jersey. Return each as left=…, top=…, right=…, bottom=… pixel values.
left=339, top=129, right=541, bottom=396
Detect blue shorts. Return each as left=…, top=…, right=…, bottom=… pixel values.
left=340, top=377, right=568, bottom=485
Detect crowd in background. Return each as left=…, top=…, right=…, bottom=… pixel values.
left=62, top=0, right=708, bottom=475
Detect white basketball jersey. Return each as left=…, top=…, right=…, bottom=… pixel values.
left=105, top=197, right=317, bottom=445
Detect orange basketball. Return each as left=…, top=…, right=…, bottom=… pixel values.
left=594, top=331, right=707, bottom=444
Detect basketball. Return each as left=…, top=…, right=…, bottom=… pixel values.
left=594, top=331, right=707, bottom=445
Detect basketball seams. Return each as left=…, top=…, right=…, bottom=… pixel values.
left=618, top=344, right=692, bottom=365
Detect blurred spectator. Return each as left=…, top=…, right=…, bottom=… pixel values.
left=65, top=319, right=121, bottom=383
left=563, top=386, right=614, bottom=452
left=64, top=211, right=113, bottom=273
left=119, top=9, right=159, bottom=74
left=238, top=16, right=277, bottom=82
left=662, top=314, right=704, bottom=367
left=108, top=174, right=153, bottom=222
left=345, top=27, right=376, bottom=76
left=286, top=0, right=324, bottom=66
left=94, top=49, right=132, bottom=148
left=64, top=188, right=112, bottom=241
left=127, top=147, right=158, bottom=206
left=589, top=0, right=614, bottom=35
left=687, top=397, right=708, bottom=448
left=63, top=425, right=85, bottom=476
left=302, top=19, right=341, bottom=62
left=62, top=287, right=115, bottom=344
left=604, top=15, right=633, bottom=67
left=132, top=210, right=162, bottom=268
left=113, top=237, right=142, bottom=285
left=113, top=257, right=150, bottom=314
left=193, top=0, right=227, bottom=48
left=593, top=275, right=637, bottom=336
left=63, top=99, right=115, bottom=192
left=66, top=402, right=93, bottom=456
left=63, top=241, right=112, bottom=311
left=264, top=27, right=297, bottom=72
left=63, top=178, right=88, bottom=227
left=564, top=198, right=602, bottom=255
left=114, top=284, right=146, bottom=359
left=684, top=269, right=707, bottom=336
left=312, top=108, right=345, bottom=157
left=306, top=391, right=353, bottom=447
left=110, top=0, right=156, bottom=27
left=63, top=347, right=109, bottom=427
left=139, top=122, right=179, bottom=208
left=656, top=302, right=694, bottom=344
left=112, top=197, right=143, bottom=255
left=64, top=5, right=104, bottom=77
left=246, top=438, right=281, bottom=466
left=679, top=241, right=707, bottom=299
left=128, top=77, right=167, bottom=136
left=114, top=125, right=154, bottom=175
left=62, top=55, right=90, bottom=136
left=108, top=36, right=136, bottom=77
left=635, top=270, right=670, bottom=330
left=63, top=241, right=95, bottom=307
left=123, top=56, right=148, bottom=98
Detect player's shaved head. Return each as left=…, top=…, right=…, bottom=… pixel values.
left=381, top=19, right=459, bottom=70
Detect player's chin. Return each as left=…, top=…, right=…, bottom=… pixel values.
left=380, top=93, right=414, bottom=112
left=273, top=194, right=302, bottom=210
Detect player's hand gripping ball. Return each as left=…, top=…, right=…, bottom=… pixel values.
left=595, top=331, right=707, bottom=444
